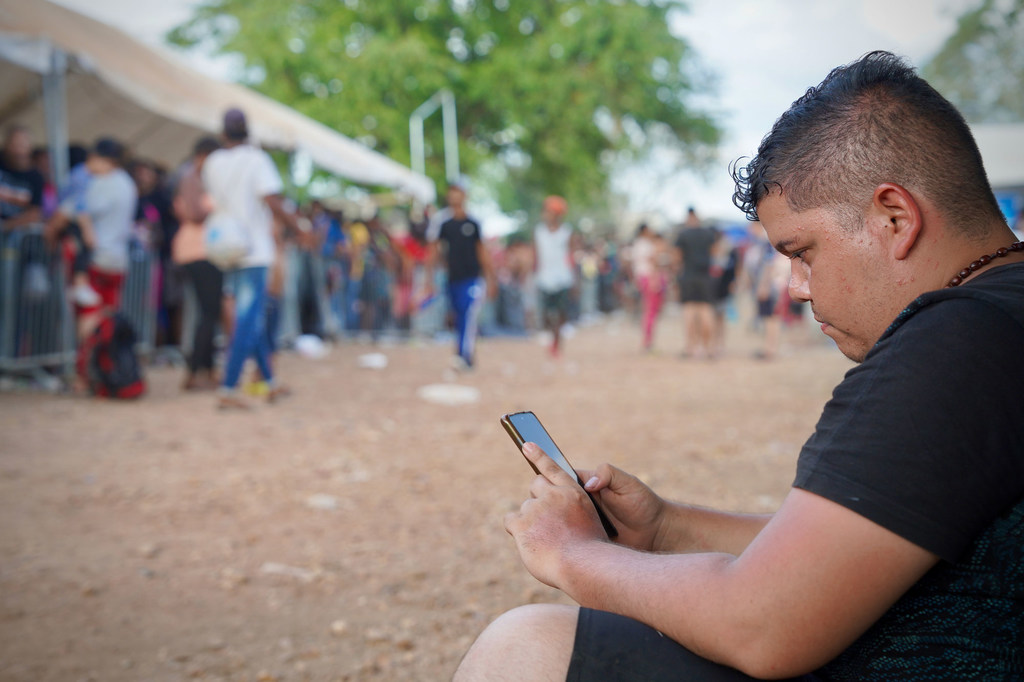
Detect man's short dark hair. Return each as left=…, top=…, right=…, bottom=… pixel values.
left=93, top=137, right=124, bottom=163
left=731, top=51, right=1002, bottom=238
left=193, top=135, right=220, bottom=157
left=68, top=144, right=88, bottom=168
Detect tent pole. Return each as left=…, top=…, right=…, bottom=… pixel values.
left=42, top=46, right=69, bottom=193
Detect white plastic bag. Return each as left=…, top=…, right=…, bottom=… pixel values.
left=204, top=211, right=249, bottom=270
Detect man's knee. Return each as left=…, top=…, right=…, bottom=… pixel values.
left=454, top=604, right=578, bottom=682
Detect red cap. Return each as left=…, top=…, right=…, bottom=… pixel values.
left=543, top=195, right=568, bottom=216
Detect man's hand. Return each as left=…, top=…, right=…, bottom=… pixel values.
left=418, top=278, right=436, bottom=306
left=43, top=212, right=67, bottom=245
left=577, top=463, right=667, bottom=552
left=77, top=215, right=96, bottom=250
left=504, top=443, right=607, bottom=588
left=421, top=243, right=438, bottom=302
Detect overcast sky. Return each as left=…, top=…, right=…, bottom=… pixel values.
left=53, top=0, right=974, bottom=226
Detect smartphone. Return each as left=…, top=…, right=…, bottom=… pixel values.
left=500, top=411, right=618, bottom=538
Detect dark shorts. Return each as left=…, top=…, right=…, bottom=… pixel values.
left=757, top=296, right=777, bottom=319
left=679, top=276, right=715, bottom=303
left=539, top=287, right=570, bottom=324
left=567, top=608, right=818, bottom=682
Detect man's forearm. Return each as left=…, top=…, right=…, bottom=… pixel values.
left=264, top=195, right=299, bottom=234
left=4, top=207, right=41, bottom=230
left=476, top=242, right=497, bottom=291
left=654, top=502, right=771, bottom=556
left=555, top=536, right=843, bottom=679
left=544, top=489, right=935, bottom=679
left=423, top=243, right=438, bottom=288
left=557, top=540, right=762, bottom=672
left=275, top=207, right=300, bottom=234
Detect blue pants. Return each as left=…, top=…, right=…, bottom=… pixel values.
left=344, top=275, right=363, bottom=332
left=222, top=266, right=273, bottom=390
left=264, top=294, right=281, bottom=355
left=448, top=277, right=484, bottom=366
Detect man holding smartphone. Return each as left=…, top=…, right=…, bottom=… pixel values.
left=455, top=52, right=1024, bottom=681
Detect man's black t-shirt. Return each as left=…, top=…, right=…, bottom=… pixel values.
left=429, top=209, right=482, bottom=283
left=794, top=262, right=1024, bottom=680
left=674, top=226, right=718, bottom=276
left=0, top=158, right=44, bottom=220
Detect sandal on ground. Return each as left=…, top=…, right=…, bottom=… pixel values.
left=217, top=394, right=251, bottom=411
left=267, top=385, right=292, bottom=404
left=183, top=373, right=219, bottom=391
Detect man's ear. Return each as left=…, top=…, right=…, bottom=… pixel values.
left=871, top=183, right=922, bottom=260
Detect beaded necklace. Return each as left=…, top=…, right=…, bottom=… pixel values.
left=946, top=242, right=1024, bottom=287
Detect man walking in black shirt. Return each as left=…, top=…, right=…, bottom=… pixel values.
left=674, top=207, right=720, bottom=359
left=424, top=183, right=495, bottom=370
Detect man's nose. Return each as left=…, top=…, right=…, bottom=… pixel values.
left=789, top=263, right=811, bottom=302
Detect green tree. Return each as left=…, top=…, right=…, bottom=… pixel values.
left=922, top=0, right=1024, bottom=123
left=168, top=0, right=721, bottom=216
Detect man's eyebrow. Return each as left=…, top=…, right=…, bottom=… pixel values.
left=773, top=238, right=798, bottom=256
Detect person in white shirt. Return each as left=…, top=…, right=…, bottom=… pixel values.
left=202, top=108, right=298, bottom=409
left=532, top=195, right=578, bottom=358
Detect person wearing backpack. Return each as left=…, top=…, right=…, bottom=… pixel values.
left=46, top=138, right=136, bottom=342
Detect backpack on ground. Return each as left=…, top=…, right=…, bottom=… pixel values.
left=76, top=312, right=145, bottom=399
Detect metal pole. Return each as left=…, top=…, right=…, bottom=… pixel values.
left=42, top=47, right=69, bottom=194
left=441, top=90, right=460, bottom=183
left=409, top=89, right=459, bottom=184
left=409, top=116, right=425, bottom=176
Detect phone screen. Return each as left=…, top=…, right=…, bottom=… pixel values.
left=506, top=411, right=580, bottom=482
left=501, top=411, right=618, bottom=537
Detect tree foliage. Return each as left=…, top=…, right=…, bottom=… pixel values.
left=922, top=0, right=1024, bottom=123
left=168, top=0, right=721, bottom=215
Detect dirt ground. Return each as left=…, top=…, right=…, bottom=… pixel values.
left=0, top=304, right=852, bottom=681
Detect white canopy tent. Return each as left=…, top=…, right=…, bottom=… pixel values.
left=972, top=124, right=1024, bottom=229
left=0, top=0, right=435, bottom=203
left=973, top=123, right=1024, bottom=191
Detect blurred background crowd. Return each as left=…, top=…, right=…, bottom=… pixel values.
left=0, top=0, right=1021, bottom=397
left=0, top=116, right=811, bottom=397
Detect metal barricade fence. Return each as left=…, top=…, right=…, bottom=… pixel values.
left=279, top=245, right=335, bottom=347
left=271, top=245, right=613, bottom=347
left=279, top=245, right=438, bottom=345
left=411, top=265, right=448, bottom=339
left=2, top=227, right=605, bottom=387
left=2, top=225, right=616, bottom=387
left=118, top=240, right=158, bottom=357
left=0, top=229, right=158, bottom=388
left=0, top=227, right=76, bottom=380
left=359, top=257, right=394, bottom=339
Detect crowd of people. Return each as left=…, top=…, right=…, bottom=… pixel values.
left=1, top=107, right=809, bottom=404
